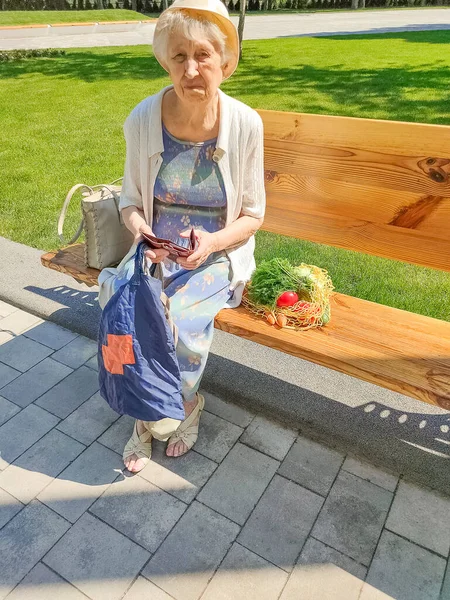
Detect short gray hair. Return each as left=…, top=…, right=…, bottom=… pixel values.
left=153, top=10, right=233, bottom=71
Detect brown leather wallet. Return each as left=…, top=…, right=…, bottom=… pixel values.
left=141, top=228, right=198, bottom=261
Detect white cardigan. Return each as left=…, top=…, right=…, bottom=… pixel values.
left=99, top=85, right=266, bottom=308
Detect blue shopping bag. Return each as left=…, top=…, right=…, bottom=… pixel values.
left=98, top=242, right=185, bottom=423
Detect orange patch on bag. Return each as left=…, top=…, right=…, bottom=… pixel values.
left=102, top=334, right=135, bottom=375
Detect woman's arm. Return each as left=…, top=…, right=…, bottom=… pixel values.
left=176, top=214, right=264, bottom=270
left=121, top=206, right=169, bottom=263
left=121, top=205, right=151, bottom=242
left=213, top=214, right=264, bottom=252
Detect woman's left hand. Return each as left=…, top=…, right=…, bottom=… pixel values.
left=176, top=229, right=219, bottom=270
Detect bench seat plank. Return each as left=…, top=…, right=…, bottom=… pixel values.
left=41, top=244, right=450, bottom=411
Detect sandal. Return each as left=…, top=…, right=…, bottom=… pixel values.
left=166, top=393, right=205, bottom=457
left=123, top=420, right=153, bottom=472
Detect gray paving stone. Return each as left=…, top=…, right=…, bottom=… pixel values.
left=0, top=487, right=22, bottom=529
left=342, top=456, right=399, bottom=492
left=0, top=404, right=59, bottom=470
left=238, top=474, right=324, bottom=570
left=202, top=391, right=254, bottom=427
left=23, top=321, right=78, bottom=351
left=123, top=576, right=174, bottom=600
left=143, top=501, right=240, bottom=600
left=35, top=365, right=99, bottom=418
left=0, top=309, right=42, bottom=337
left=5, top=562, right=87, bottom=600
left=241, top=415, right=297, bottom=461
left=202, top=542, right=289, bottom=600
left=385, top=480, right=450, bottom=557
left=312, top=470, right=393, bottom=566
left=197, top=442, right=279, bottom=525
left=0, top=429, right=85, bottom=504
left=139, top=441, right=218, bottom=504
left=363, top=530, right=446, bottom=600
left=0, top=336, right=52, bottom=372
left=43, top=512, right=150, bottom=600
left=358, top=584, right=396, bottom=599
left=280, top=538, right=366, bottom=600
left=0, top=362, right=20, bottom=389
left=97, top=414, right=134, bottom=456
left=37, top=442, right=123, bottom=523
left=441, top=560, right=450, bottom=600
left=0, top=500, right=70, bottom=600
left=0, top=395, right=20, bottom=426
left=0, top=300, right=18, bottom=318
left=57, top=391, right=119, bottom=446
left=299, top=537, right=367, bottom=579
left=84, top=355, right=98, bottom=371
left=278, top=435, right=344, bottom=496
left=195, top=411, right=243, bottom=463
left=52, top=336, right=98, bottom=369
left=90, top=473, right=187, bottom=553
left=0, top=358, right=72, bottom=408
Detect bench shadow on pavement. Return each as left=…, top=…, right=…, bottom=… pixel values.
left=203, top=355, right=450, bottom=496
left=24, top=282, right=450, bottom=495
left=24, top=284, right=101, bottom=339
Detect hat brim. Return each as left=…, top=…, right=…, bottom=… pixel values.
left=153, top=7, right=239, bottom=80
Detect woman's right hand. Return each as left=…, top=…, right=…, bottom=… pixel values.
left=134, top=224, right=169, bottom=264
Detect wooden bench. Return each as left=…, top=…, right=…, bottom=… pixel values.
left=41, top=109, right=450, bottom=411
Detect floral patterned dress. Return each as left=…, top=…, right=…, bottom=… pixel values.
left=151, top=124, right=233, bottom=401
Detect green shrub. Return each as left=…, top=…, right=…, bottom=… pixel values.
left=0, top=49, right=66, bottom=62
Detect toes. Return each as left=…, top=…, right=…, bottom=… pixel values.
left=124, top=454, right=137, bottom=472
left=166, top=440, right=189, bottom=458
left=175, top=441, right=187, bottom=457
left=132, top=458, right=145, bottom=472
left=166, top=444, right=175, bottom=457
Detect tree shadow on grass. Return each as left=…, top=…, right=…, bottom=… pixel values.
left=1, top=35, right=450, bottom=122
left=279, top=24, right=450, bottom=39
left=307, top=29, right=450, bottom=44
left=227, top=60, right=450, bottom=124
left=0, top=46, right=168, bottom=83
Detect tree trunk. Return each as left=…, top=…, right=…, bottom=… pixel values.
left=360, top=0, right=365, bottom=7
left=131, top=0, right=137, bottom=9
left=161, top=0, right=168, bottom=9
left=351, top=0, right=358, bottom=8
left=238, top=0, right=246, bottom=59
left=96, top=0, right=104, bottom=8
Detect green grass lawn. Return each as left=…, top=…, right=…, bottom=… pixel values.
left=1, top=31, right=450, bottom=319
left=0, top=10, right=152, bottom=26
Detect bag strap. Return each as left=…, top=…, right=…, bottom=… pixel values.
left=57, top=178, right=124, bottom=245
left=58, top=183, right=93, bottom=245
left=134, top=242, right=157, bottom=281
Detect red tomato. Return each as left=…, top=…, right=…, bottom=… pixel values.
left=276, top=291, right=299, bottom=307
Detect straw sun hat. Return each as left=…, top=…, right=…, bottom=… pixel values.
left=153, top=0, right=240, bottom=80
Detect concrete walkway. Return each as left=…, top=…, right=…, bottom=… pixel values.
left=1, top=8, right=450, bottom=49
left=0, top=299, right=449, bottom=600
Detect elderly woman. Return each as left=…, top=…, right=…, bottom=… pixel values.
left=103, top=0, right=265, bottom=472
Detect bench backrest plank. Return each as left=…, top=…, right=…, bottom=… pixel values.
left=257, top=110, right=450, bottom=272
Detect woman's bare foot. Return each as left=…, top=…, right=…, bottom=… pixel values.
left=124, top=420, right=150, bottom=472
left=166, top=396, right=199, bottom=458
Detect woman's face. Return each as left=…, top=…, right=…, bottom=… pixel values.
left=166, top=35, right=224, bottom=104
